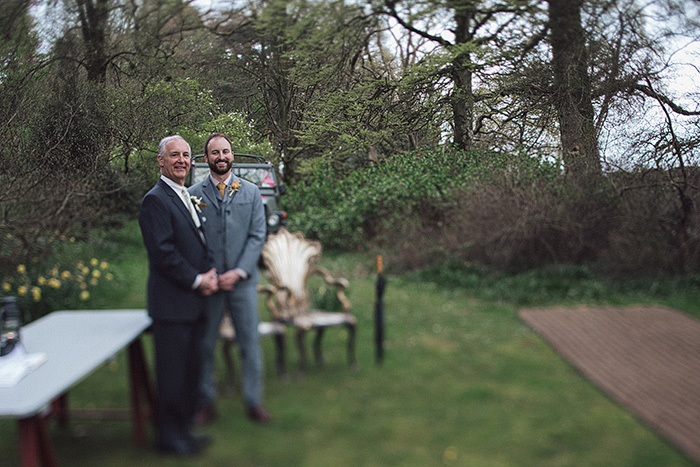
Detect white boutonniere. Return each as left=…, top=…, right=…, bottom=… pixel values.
left=228, top=180, right=241, bottom=197
left=189, top=195, right=207, bottom=213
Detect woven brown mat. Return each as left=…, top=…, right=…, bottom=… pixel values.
left=518, top=305, right=700, bottom=464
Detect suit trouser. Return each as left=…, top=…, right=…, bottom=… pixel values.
left=200, top=284, right=264, bottom=408
left=151, top=318, right=205, bottom=444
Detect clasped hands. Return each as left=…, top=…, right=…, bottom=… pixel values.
left=216, top=269, right=243, bottom=291
left=197, top=268, right=243, bottom=295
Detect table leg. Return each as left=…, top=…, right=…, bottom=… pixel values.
left=18, top=415, right=58, bottom=467
left=128, top=337, right=155, bottom=446
left=50, top=395, right=69, bottom=427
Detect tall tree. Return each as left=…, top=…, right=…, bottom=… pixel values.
left=378, top=0, right=544, bottom=151
left=0, top=0, right=217, bottom=271
left=204, top=0, right=382, bottom=180
left=44, top=0, right=205, bottom=82
left=546, top=0, right=601, bottom=183
left=75, top=0, right=110, bottom=81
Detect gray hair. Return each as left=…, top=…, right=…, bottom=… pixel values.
left=158, top=135, right=191, bottom=157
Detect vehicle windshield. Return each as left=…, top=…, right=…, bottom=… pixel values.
left=233, top=167, right=277, bottom=188
left=189, top=163, right=278, bottom=190
left=190, top=165, right=209, bottom=186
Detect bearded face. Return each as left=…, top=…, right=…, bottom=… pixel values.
left=205, top=136, right=234, bottom=175
left=208, top=155, right=232, bottom=175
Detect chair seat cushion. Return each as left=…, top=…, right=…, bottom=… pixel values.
left=220, top=319, right=285, bottom=340
left=259, top=321, right=286, bottom=336
left=293, top=311, right=357, bottom=329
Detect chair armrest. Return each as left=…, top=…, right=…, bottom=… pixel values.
left=309, top=266, right=352, bottom=312
left=256, top=283, right=291, bottom=321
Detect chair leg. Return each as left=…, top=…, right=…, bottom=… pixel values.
left=313, top=327, right=325, bottom=366
left=347, top=322, right=357, bottom=369
left=274, top=333, right=287, bottom=379
left=296, top=328, right=308, bottom=375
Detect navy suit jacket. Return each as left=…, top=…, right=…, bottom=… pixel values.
left=139, top=179, right=213, bottom=322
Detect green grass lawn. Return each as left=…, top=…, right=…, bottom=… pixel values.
left=0, top=222, right=696, bottom=466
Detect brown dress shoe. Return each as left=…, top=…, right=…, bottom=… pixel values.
left=247, top=406, right=272, bottom=423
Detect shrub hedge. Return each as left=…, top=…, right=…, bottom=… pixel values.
left=284, top=147, right=700, bottom=275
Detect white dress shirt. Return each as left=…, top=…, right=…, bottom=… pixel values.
left=160, top=175, right=205, bottom=289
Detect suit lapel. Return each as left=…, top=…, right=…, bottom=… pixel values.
left=160, top=180, right=206, bottom=246
left=222, top=175, right=241, bottom=205
left=200, top=179, right=218, bottom=207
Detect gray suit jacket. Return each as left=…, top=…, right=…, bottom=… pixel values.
left=189, top=175, right=267, bottom=286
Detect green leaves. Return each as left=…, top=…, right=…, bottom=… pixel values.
left=285, top=147, right=498, bottom=248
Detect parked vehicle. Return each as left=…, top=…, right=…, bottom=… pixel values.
left=187, top=154, right=287, bottom=234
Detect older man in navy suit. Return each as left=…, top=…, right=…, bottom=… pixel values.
left=139, top=135, right=219, bottom=456
left=189, top=133, right=270, bottom=424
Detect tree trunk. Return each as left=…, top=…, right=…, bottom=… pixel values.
left=547, top=0, right=601, bottom=184
left=76, top=0, right=109, bottom=83
left=451, top=6, right=474, bottom=151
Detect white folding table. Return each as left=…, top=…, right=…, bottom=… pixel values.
left=0, top=310, right=154, bottom=467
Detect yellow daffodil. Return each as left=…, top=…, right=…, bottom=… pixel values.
left=17, top=264, right=26, bottom=274
left=2, top=282, right=11, bottom=292
left=106, top=273, right=114, bottom=281
left=79, top=282, right=87, bottom=290
left=100, top=261, right=109, bottom=270
left=90, top=258, right=99, bottom=267
left=92, top=270, right=101, bottom=278
left=48, top=278, right=61, bottom=289
left=61, top=270, right=72, bottom=280
left=37, top=276, right=47, bottom=285
left=81, top=267, right=90, bottom=275
left=17, top=285, right=28, bottom=296
left=79, top=290, right=90, bottom=301
left=31, top=287, right=41, bottom=301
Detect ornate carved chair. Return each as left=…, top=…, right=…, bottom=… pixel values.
left=257, top=228, right=357, bottom=373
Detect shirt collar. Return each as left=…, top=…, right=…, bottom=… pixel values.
left=209, top=173, right=232, bottom=186
left=160, top=175, right=186, bottom=194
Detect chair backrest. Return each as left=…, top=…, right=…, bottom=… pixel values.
left=260, top=228, right=322, bottom=321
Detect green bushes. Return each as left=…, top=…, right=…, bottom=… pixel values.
left=285, top=147, right=482, bottom=249
left=0, top=231, right=126, bottom=322
left=285, top=148, right=700, bottom=275
left=285, top=147, right=570, bottom=266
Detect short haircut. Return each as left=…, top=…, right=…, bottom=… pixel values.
left=204, top=133, right=232, bottom=156
left=158, top=135, right=190, bottom=157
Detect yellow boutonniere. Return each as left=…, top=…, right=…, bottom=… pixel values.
left=228, top=180, right=241, bottom=197
left=189, top=195, right=207, bottom=213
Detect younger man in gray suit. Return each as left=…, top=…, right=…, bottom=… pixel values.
left=189, top=133, right=271, bottom=423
